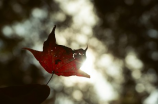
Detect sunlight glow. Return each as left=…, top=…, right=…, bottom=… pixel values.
left=56, top=0, right=118, bottom=103
left=80, top=48, right=94, bottom=77
left=78, top=48, right=117, bottom=101
left=61, top=46, right=118, bottom=102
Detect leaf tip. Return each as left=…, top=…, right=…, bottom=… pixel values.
left=22, top=47, right=35, bottom=53
left=86, top=75, right=90, bottom=78
left=23, top=47, right=29, bottom=50
left=85, top=45, right=88, bottom=51
left=52, top=25, right=56, bottom=33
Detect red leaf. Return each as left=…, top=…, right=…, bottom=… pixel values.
left=24, top=26, right=90, bottom=78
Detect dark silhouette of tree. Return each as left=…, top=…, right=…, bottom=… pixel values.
left=92, top=0, right=158, bottom=104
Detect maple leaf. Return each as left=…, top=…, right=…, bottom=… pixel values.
left=24, top=25, right=90, bottom=78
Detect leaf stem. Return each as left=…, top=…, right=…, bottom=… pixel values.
left=46, top=71, right=54, bottom=85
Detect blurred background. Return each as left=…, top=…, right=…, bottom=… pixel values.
left=0, top=0, right=158, bottom=104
